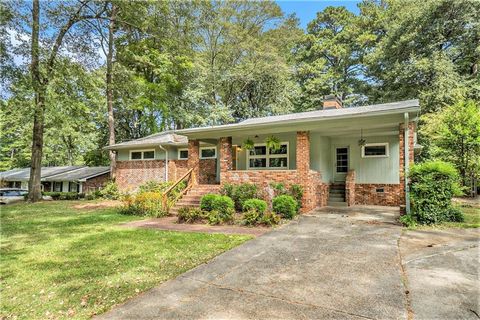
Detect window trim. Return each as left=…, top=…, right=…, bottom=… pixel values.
left=361, top=143, right=389, bottom=158
left=129, top=149, right=155, bottom=160
left=200, top=146, right=217, bottom=159
left=178, top=148, right=189, bottom=160
left=246, top=142, right=289, bottom=170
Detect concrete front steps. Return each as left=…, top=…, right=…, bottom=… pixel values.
left=327, top=183, right=347, bottom=207
left=169, top=184, right=221, bottom=215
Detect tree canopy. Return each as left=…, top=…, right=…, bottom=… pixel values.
left=1, top=0, right=478, bottom=190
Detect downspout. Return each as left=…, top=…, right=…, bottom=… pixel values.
left=404, top=113, right=411, bottom=214
left=159, top=145, right=168, bottom=182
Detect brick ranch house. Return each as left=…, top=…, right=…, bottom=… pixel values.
left=0, top=166, right=110, bottom=193
left=108, top=97, right=420, bottom=212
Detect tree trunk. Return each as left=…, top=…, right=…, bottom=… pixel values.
left=28, top=0, right=44, bottom=202
left=107, top=2, right=116, bottom=179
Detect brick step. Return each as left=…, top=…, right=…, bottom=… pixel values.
left=329, top=189, right=345, bottom=194
left=328, top=195, right=345, bottom=201
left=327, top=201, right=347, bottom=207
left=330, top=184, right=345, bottom=190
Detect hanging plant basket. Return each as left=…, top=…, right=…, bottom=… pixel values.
left=265, top=135, right=281, bottom=152
left=242, top=138, right=254, bottom=151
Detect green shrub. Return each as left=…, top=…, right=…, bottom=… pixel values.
left=177, top=207, right=205, bottom=224
left=100, top=181, right=120, bottom=200
left=242, top=198, right=267, bottom=214
left=43, top=192, right=79, bottom=200
left=272, top=195, right=297, bottom=219
left=399, top=214, right=417, bottom=228
left=120, top=192, right=166, bottom=217
left=409, top=161, right=464, bottom=224
left=220, top=183, right=235, bottom=198
left=289, top=184, right=304, bottom=211
left=211, top=195, right=235, bottom=213
left=260, top=212, right=281, bottom=226
left=138, top=180, right=170, bottom=193
left=269, top=183, right=303, bottom=211
left=200, top=194, right=219, bottom=211
left=233, top=183, right=259, bottom=211
left=207, top=208, right=235, bottom=225
left=241, top=209, right=261, bottom=226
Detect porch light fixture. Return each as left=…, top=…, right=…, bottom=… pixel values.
left=358, top=129, right=366, bottom=147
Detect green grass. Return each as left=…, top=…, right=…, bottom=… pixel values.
left=0, top=201, right=251, bottom=319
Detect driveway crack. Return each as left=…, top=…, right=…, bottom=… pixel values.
left=398, top=234, right=414, bottom=320
left=403, top=244, right=479, bottom=265
left=184, top=276, right=376, bottom=320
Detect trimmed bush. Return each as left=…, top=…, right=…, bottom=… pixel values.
left=43, top=192, right=79, bottom=200
left=207, top=208, right=235, bottom=225
left=211, top=195, right=235, bottom=213
left=99, top=181, right=120, bottom=200
left=272, top=195, right=297, bottom=219
left=177, top=207, right=205, bottom=224
left=200, top=194, right=218, bottom=211
left=242, top=198, right=267, bottom=214
left=409, top=161, right=464, bottom=225
left=120, top=192, right=166, bottom=217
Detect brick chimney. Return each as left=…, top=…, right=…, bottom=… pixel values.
left=323, top=94, right=343, bottom=109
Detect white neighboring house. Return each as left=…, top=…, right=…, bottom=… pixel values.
left=0, top=166, right=110, bottom=193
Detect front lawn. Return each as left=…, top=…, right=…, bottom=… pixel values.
left=0, top=201, right=251, bottom=319
left=410, top=204, right=480, bottom=230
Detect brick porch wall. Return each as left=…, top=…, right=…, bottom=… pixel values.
left=354, top=184, right=402, bottom=206
left=222, top=169, right=327, bottom=212
left=345, top=170, right=356, bottom=206
left=200, top=159, right=217, bottom=184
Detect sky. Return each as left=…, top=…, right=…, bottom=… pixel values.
left=276, top=0, right=361, bottom=29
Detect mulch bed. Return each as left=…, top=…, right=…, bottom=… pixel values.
left=121, top=216, right=271, bottom=237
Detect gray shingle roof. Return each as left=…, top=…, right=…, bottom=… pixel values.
left=43, top=166, right=110, bottom=182
left=0, top=166, right=109, bottom=182
left=174, top=99, right=420, bottom=135
left=104, top=133, right=188, bottom=150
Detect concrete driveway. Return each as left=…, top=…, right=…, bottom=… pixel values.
left=400, top=227, right=479, bottom=319
left=100, top=206, right=409, bottom=319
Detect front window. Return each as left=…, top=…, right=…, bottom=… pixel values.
left=53, top=181, right=62, bottom=192
left=69, top=182, right=79, bottom=192
left=130, top=150, right=155, bottom=160
left=362, top=143, right=389, bottom=158
left=178, top=148, right=188, bottom=160
left=247, top=142, right=288, bottom=169
left=200, top=147, right=217, bottom=159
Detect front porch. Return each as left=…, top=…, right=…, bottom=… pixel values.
left=185, top=121, right=414, bottom=212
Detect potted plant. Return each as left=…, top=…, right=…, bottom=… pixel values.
left=265, top=135, right=281, bottom=152
left=242, top=138, right=254, bottom=151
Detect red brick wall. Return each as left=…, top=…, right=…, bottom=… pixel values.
left=83, top=173, right=110, bottom=193
left=345, top=170, right=356, bottom=206
left=168, top=160, right=188, bottom=181
left=219, top=137, right=232, bottom=179
left=116, top=160, right=166, bottom=192
left=354, top=184, right=402, bottom=206
left=222, top=169, right=326, bottom=213
left=188, top=140, right=200, bottom=185
left=200, top=159, right=217, bottom=184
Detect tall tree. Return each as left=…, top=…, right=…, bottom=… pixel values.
left=106, top=2, right=117, bottom=179
left=294, top=6, right=366, bottom=110
left=25, top=1, right=107, bottom=201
